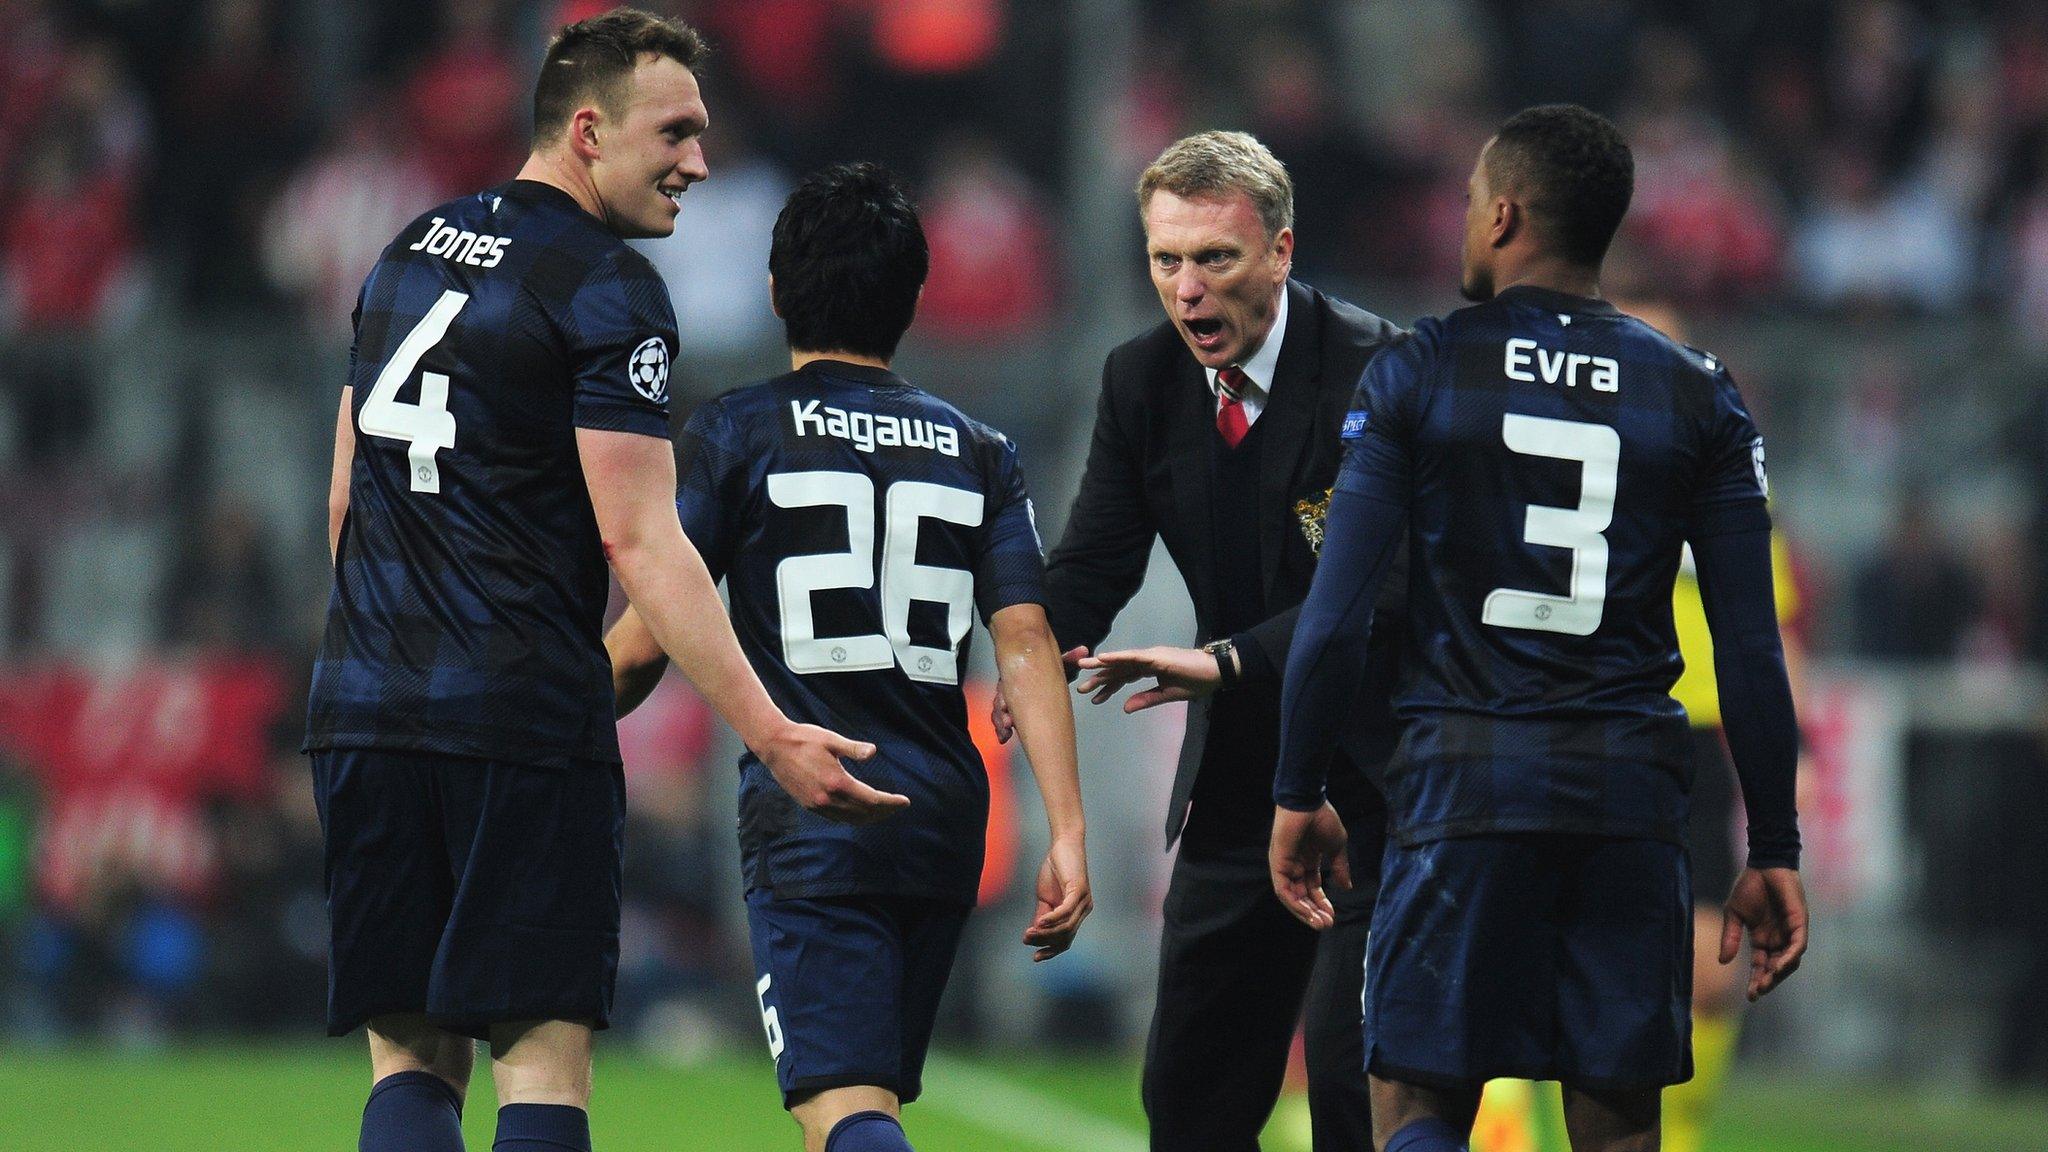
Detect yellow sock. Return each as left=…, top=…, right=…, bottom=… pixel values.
left=1664, top=1013, right=1740, bottom=1152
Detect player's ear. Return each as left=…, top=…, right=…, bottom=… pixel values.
left=1272, top=226, right=1294, bottom=278
left=1491, top=196, right=1518, bottom=251
left=767, top=274, right=782, bottom=319
left=569, top=107, right=604, bottom=163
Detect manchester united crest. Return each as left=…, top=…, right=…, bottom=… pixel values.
left=1294, top=487, right=1333, bottom=554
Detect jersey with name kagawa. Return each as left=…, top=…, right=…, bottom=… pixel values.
left=679, top=361, right=1045, bottom=904
left=1343, top=285, right=1769, bottom=844
left=306, top=180, right=676, bottom=768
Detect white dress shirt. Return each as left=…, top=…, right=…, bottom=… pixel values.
left=1203, top=287, right=1289, bottom=427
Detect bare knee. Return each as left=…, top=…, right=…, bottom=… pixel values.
left=1562, top=1083, right=1660, bottom=1152
left=790, top=1085, right=900, bottom=1152
left=367, top=1014, right=474, bottom=1100
left=489, top=1019, right=595, bottom=1110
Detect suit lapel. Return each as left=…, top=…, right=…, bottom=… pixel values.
left=1257, top=281, right=1322, bottom=597
left=1166, top=353, right=1217, bottom=625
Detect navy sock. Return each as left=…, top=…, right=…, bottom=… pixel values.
left=360, top=1069, right=465, bottom=1152
left=824, top=1109, right=913, bottom=1152
left=1383, top=1117, right=1467, bottom=1152
left=493, top=1103, right=591, bottom=1152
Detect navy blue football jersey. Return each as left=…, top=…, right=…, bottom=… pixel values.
left=678, top=360, right=1045, bottom=904
left=1342, top=285, right=1769, bottom=844
left=306, top=180, right=676, bottom=768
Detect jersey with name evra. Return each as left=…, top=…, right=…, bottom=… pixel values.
left=306, top=180, right=675, bottom=768
left=1342, top=285, right=1769, bottom=845
left=679, top=361, right=1046, bottom=904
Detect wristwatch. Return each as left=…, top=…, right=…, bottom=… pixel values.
left=1203, top=638, right=1240, bottom=691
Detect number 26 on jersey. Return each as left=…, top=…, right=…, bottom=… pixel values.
left=769, top=470, right=980, bottom=686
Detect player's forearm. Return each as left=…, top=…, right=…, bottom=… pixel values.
left=327, top=386, right=355, bottom=563
left=1694, top=526, right=1801, bottom=870
left=603, top=605, right=671, bottom=718
left=991, top=607, right=1086, bottom=842
left=605, top=520, right=787, bottom=752
left=1274, top=484, right=1402, bottom=811
left=329, top=497, right=348, bottom=564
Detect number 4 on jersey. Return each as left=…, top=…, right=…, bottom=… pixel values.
left=360, top=289, right=467, bottom=494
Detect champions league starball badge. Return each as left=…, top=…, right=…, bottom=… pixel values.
left=628, top=336, right=670, bottom=403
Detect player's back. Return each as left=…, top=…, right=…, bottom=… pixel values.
left=1359, top=284, right=1767, bottom=844
left=677, top=360, right=1044, bottom=903
left=306, top=180, right=676, bottom=768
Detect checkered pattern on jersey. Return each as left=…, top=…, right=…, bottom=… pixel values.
left=306, top=181, right=676, bottom=768
left=1342, top=285, right=1768, bottom=844
left=679, top=361, right=1046, bottom=903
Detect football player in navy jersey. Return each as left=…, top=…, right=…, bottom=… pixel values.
left=1268, top=106, right=1810, bottom=1152
left=605, top=163, right=1090, bottom=1152
left=305, top=12, right=878, bottom=1152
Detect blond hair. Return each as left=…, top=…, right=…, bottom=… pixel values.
left=1136, top=131, right=1294, bottom=237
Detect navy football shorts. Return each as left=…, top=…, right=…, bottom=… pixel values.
left=745, top=890, right=971, bottom=1108
left=311, top=748, right=626, bottom=1039
left=1365, top=834, right=1693, bottom=1091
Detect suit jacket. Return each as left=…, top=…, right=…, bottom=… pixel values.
left=1045, top=279, right=1408, bottom=847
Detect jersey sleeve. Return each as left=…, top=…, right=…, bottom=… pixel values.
left=975, top=433, right=1047, bottom=623
left=566, top=249, right=677, bottom=438
left=673, top=401, right=750, bottom=583
left=1687, top=366, right=1772, bottom=540
left=1335, top=319, right=1437, bottom=505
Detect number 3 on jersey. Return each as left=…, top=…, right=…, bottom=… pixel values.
left=360, top=288, right=466, bottom=494
left=768, top=470, right=981, bottom=684
left=1483, top=413, right=1619, bottom=636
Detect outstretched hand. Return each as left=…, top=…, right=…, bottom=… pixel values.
left=1074, top=646, right=1222, bottom=713
left=1719, top=866, right=1809, bottom=1001
left=992, top=647, right=1088, bottom=742
left=1269, top=801, right=1351, bottom=930
left=1022, top=836, right=1092, bottom=962
left=758, top=723, right=905, bottom=826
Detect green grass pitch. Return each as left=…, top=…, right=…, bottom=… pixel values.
left=1, top=1045, right=2041, bottom=1151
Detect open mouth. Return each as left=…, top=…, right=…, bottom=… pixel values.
left=1186, top=318, right=1222, bottom=338
left=659, top=186, right=685, bottom=206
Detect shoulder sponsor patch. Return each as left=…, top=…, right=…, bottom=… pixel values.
left=1340, top=410, right=1369, bottom=439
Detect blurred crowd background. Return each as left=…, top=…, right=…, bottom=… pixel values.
left=1, top=0, right=2045, bottom=1100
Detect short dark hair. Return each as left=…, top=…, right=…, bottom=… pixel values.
left=1486, top=104, right=1634, bottom=268
left=533, top=8, right=708, bottom=144
left=770, top=163, right=929, bottom=360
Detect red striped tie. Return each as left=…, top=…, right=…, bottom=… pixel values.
left=1216, top=366, right=1251, bottom=448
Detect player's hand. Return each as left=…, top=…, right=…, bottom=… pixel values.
left=1023, top=835, right=1092, bottom=962
left=1269, top=801, right=1351, bottom=930
left=758, top=723, right=905, bottom=826
left=1075, top=646, right=1219, bottom=712
left=992, top=647, right=1088, bottom=742
left=1719, top=866, right=1809, bottom=1001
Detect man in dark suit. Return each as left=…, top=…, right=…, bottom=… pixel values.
left=993, top=131, right=1404, bottom=1152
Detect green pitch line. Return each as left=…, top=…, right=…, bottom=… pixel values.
left=0, top=1045, right=2042, bottom=1152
